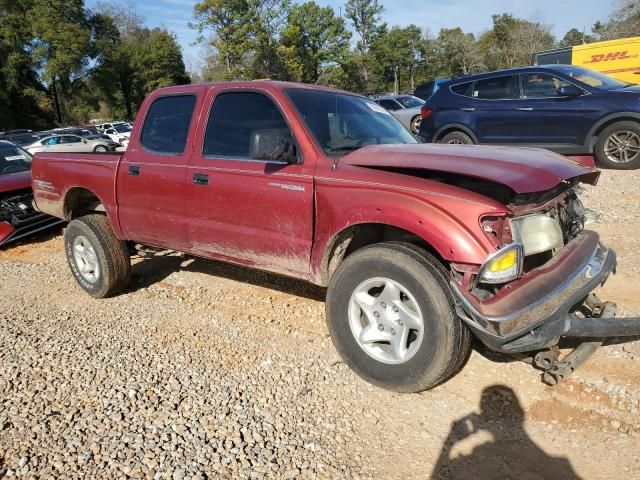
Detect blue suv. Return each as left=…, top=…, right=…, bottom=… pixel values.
left=418, top=65, right=640, bottom=169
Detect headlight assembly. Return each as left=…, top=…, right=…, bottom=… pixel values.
left=477, top=242, right=523, bottom=284
left=510, top=214, right=563, bottom=256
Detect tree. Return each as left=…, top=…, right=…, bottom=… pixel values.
left=0, top=0, right=55, bottom=129
left=369, top=26, right=423, bottom=94
left=478, top=14, right=554, bottom=70
left=193, top=0, right=255, bottom=78
left=281, top=2, right=351, bottom=83
left=345, top=0, right=384, bottom=90
left=560, top=28, right=595, bottom=47
left=250, top=0, right=291, bottom=79
left=432, top=28, right=484, bottom=78
left=93, top=22, right=190, bottom=119
left=593, top=0, right=640, bottom=40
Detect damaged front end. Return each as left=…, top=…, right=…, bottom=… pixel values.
left=449, top=179, right=640, bottom=381
left=0, top=191, right=63, bottom=247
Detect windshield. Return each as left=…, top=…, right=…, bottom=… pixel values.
left=286, top=88, right=417, bottom=156
left=548, top=65, right=630, bottom=90
left=113, top=123, right=132, bottom=133
left=396, top=95, right=425, bottom=108
left=0, top=143, right=32, bottom=174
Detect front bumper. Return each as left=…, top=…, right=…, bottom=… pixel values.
left=451, top=230, right=640, bottom=352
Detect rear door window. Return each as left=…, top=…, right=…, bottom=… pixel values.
left=473, top=75, right=518, bottom=100
left=140, top=95, right=197, bottom=154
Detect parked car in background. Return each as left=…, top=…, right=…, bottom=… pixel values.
left=26, top=134, right=118, bottom=154
left=419, top=65, right=640, bottom=169
left=0, top=132, right=43, bottom=146
left=0, top=141, right=62, bottom=246
left=96, top=121, right=132, bottom=146
left=374, top=95, right=425, bottom=134
left=30, top=80, right=640, bottom=392
left=413, top=78, right=451, bottom=101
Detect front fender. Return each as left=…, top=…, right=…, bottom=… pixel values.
left=311, top=176, right=507, bottom=284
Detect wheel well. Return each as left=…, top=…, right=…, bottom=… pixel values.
left=322, top=223, right=445, bottom=285
left=591, top=117, right=640, bottom=148
left=64, top=188, right=106, bottom=220
left=435, top=126, right=476, bottom=143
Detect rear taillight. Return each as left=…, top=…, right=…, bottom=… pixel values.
left=420, top=107, right=433, bottom=119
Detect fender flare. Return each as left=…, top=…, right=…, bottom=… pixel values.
left=433, top=123, right=479, bottom=143
left=585, top=112, right=640, bottom=150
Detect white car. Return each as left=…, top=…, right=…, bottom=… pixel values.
left=26, top=134, right=118, bottom=154
left=96, top=122, right=132, bottom=146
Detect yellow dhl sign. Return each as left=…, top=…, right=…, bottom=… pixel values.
left=572, top=37, right=640, bottom=83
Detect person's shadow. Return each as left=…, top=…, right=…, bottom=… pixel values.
left=431, top=385, right=582, bottom=480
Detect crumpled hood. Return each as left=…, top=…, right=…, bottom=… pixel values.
left=340, top=144, right=599, bottom=193
left=0, top=171, right=31, bottom=194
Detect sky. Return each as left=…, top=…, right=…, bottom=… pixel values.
left=87, top=0, right=615, bottom=73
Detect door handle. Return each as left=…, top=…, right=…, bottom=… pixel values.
left=461, top=107, right=475, bottom=111
left=193, top=173, right=209, bottom=185
left=517, top=107, right=534, bottom=111
left=128, top=165, right=141, bottom=176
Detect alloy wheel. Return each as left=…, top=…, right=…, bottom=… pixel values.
left=72, top=235, right=100, bottom=284
left=348, top=277, right=424, bottom=364
left=604, top=131, right=640, bottom=164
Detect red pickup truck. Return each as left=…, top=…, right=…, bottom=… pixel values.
left=31, top=81, right=640, bottom=391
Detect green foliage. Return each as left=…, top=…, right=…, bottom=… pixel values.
left=0, top=0, right=189, bottom=129
left=560, top=28, right=595, bottom=47
left=592, top=0, right=640, bottom=40
left=281, top=2, right=351, bottom=83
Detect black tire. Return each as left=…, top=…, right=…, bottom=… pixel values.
left=326, top=242, right=472, bottom=393
left=64, top=214, right=131, bottom=298
left=410, top=115, right=422, bottom=135
left=594, top=121, right=640, bottom=170
left=94, top=145, right=107, bottom=153
left=438, top=131, right=473, bottom=145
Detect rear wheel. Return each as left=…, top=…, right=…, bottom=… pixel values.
left=64, top=214, right=131, bottom=298
left=594, top=121, right=640, bottom=169
left=326, top=242, right=471, bottom=392
left=438, top=131, right=473, bottom=145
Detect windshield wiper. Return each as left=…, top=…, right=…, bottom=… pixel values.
left=327, top=145, right=363, bottom=153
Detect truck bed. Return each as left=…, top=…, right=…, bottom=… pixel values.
left=31, top=152, right=123, bottom=224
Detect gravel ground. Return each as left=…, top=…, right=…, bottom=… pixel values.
left=1, top=169, right=639, bottom=479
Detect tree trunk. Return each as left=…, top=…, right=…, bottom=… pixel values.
left=393, top=66, right=399, bottom=95
left=52, top=77, right=63, bottom=125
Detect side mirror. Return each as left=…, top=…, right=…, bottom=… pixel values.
left=558, top=85, right=583, bottom=97
left=82, top=139, right=88, bottom=144
left=249, top=129, right=299, bottom=164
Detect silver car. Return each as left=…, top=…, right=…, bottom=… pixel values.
left=374, top=95, right=425, bottom=134
left=26, top=134, right=117, bottom=154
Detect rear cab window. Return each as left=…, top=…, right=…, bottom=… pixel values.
left=140, top=95, right=197, bottom=154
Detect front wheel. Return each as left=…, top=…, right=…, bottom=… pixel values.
left=594, top=121, right=640, bottom=169
left=438, top=131, right=473, bottom=145
left=64, top=214, right=131, bottom=298
left=94, top=145, right=107, bottom=153
left=326, top=242, right=471, bottom=392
